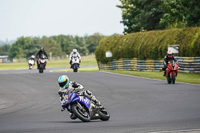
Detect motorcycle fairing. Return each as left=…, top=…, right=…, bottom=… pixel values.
left=61, top=92, right=90, bottom=111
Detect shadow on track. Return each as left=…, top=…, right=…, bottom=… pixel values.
left=43, top=120, right=103, bottom=124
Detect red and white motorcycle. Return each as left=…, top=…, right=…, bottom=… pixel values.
left=38, top=55, right=47, bottom=73
left=166, top=60, right=179, bottom=84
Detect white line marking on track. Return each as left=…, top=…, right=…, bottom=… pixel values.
left=149, top=129, right=200, bottom=133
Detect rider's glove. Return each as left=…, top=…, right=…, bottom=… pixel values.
left=72, top=81, right=78, bottom=88
left=58, top=91, right=63, bottom=97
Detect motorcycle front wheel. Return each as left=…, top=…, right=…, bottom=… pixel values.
left=167, top=75, right=171, bottom=84
left=39, top=64, right=44, bottom=73
left=29, top=65, right=32, bottom=70
left=172, top=72, right=175, bottom=84
left=73, top=68, right=78, bottom=72
left=71, top=104, right=90, bottom=122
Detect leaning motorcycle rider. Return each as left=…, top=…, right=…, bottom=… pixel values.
left=162, top=49, right=177, bottom=76
left=69, top=48, right=81, bottom=68
left=58, top=75, right=101, bottom=119
left=35, top=47, right=48, bottom=69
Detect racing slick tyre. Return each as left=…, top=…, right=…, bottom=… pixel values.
left=99, top=109, right=110, bottom=121
left=167, top=75, right=171, bottom=84
left=71, top=104, right=90, bottom=122
left=172, top=73, right=175, bottom=84
left=73, top=68, right=78, bottom=72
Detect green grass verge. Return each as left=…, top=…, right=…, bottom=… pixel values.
left=0, top=62, right=28, bottom=70
left=0, top=54, right=97, bottom=70
left=104, top=70, right=200, bottom=85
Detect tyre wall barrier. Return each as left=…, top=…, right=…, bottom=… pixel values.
left=99, top=57, right=200, bottom=73
left=177, top=57, right=200, bottom=73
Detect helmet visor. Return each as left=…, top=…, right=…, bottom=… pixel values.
left=59, top=80, right=68, bottom=88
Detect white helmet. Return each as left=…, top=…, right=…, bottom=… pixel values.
left=31, top=55, right=35, bottom=58
left=167, top=49, right=173, bottom=54
left=73, top=49, right=77, bottom=53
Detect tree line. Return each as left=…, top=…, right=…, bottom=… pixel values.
left=117, top=0, right=200, bottom=34
left=0, top=33, right=106, bottom=59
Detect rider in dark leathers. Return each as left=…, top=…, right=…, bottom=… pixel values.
left=162, top=49, right=177, bottom=76
left=35, top=47, right=48, bottom=69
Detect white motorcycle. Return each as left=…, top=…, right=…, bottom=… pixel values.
left=71, top=56, right=80, bottom=72
left=28, top=59, right=35, bottom=69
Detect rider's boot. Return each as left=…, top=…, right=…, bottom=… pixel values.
left=70, top=60, right=72, bottom=68
left=163, top=71, right=166, bottom=76
left=93, top=98, right=105, bottom=109
left=61, top=107, right=65, bottom=112
left=94, top=100, right=101, bottom=106
left=69, top=113, right=77, bottom=119
left=94, top=100, right=106, bottom=111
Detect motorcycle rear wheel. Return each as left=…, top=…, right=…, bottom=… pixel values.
left=99, top=109, right=110, bottom=121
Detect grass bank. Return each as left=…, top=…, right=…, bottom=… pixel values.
left=104, top=70, right=200, bottom=85
left=0, top=54, right=97, bottom=70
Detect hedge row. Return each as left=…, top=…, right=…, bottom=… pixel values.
left=95, top=27, right=200, bottom=63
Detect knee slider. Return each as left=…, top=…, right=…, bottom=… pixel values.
left=85, top=90, right=92, bottom=95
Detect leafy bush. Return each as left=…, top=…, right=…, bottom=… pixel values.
left=95, top=27, right=200, bottom=63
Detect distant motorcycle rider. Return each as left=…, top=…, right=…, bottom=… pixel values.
left=162, top=49, right=177, bottom=76
left=29, top=55, right=35, bottom=62
left=69, top=49, right=81, bottom=68
left=58, top=75, right=101, bottom=119
left=28, top=55, right=35, bottom=65
left=35, top=47, right=48, bottom=69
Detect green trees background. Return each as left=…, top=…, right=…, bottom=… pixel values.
left=0, top=45, right=10, bottom=56
left=95, top=0, right=200, bottom=63
left=2, top=33, right=105, bottom=59
left=117, top=0, right=200, bottom=34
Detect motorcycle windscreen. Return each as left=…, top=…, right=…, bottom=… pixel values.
left=40, top=59, right=46, bottom=63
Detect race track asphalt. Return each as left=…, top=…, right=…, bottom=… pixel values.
left=0, top=69, right=200, bottom=133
